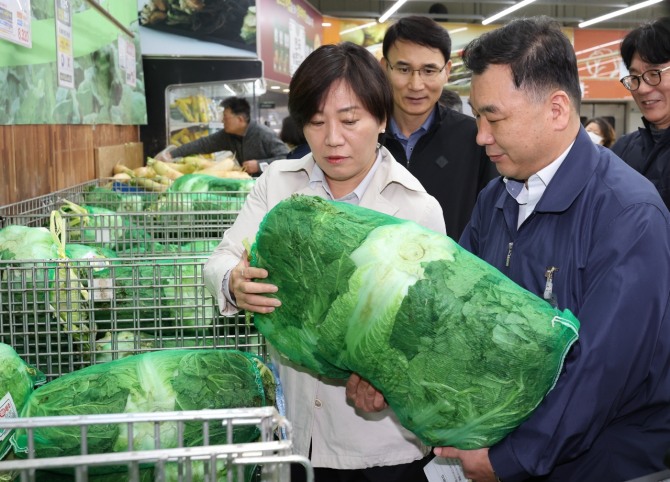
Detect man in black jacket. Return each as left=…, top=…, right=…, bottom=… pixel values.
left=612, top=17, right=670, bottom=209
left=381, top=16, right=497, bottom=240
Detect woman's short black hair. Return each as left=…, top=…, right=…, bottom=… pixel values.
left=288, top=42, right=393, bottom=130
left=279, top=115, right=306, bottom=146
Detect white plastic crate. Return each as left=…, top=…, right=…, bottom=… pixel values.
left=0, top=255, right=264, bottom=381
left=0, top=407, right=313, bottom=482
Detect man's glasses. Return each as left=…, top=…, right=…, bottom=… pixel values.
left=386, top=60, right=448, bottom=79
left=620, top=65, right=670, bottom=91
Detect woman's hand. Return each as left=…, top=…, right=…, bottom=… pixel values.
left=229, top=253, right=281, bottom=314
left=345, top=373, right=388, bottom=412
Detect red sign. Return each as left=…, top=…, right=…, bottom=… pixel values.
left=573, top=29, right=632, bottom=100
left=256, top=0, right=323, bottom=84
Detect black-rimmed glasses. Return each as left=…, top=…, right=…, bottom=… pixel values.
left=386, top=60, right=448, bottom=79
left=620, top=65, right=670, bottom=91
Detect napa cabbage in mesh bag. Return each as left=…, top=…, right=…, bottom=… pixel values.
left=0, top=343, right=45, bottom=460
left=250, top=195, right=580, bottom=449
left=11, top=349, right=275, bottom=463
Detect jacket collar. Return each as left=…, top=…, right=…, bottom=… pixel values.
left=274, top=148, right=427, bottom=217
left=494, top=127, right=598, bottom=214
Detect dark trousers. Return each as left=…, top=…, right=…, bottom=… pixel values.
left=290, top=453, right=434, bottom=482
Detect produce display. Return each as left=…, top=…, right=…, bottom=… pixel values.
left=112, top=157, right=252, bottom=192
left=0, top=175, right=276, bottom=480
left=250, top=195, right=581, bottom=449
left=10, top=349, right=274, bottom=480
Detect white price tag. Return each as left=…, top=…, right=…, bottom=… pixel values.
left=0, top=392, right=18, bottom=441
left=424, top=457, right=471, bottom=482
left=92, top=277, right=114, bottom=301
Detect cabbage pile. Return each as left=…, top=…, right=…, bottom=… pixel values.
left=11, top=349, right=274, bottom=457
left=250, top=195, right=580, bottom=449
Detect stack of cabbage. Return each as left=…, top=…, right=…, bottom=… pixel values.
left=250, top=195, right=580, bottom=449
left=11, top=349, right=275, bottom=481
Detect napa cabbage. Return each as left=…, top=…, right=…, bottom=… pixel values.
left=11, top=349, right=275, bottom=464
left=250, top=195, right=580, bottom=449
left=0, top=343, right=45, bottom=460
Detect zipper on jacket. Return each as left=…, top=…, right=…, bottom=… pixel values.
left=505, top=242, right=514, bottom=267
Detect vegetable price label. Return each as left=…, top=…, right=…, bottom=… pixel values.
left=0, top=0, right=31, bottom=48
left=424, top=457, right=470, bottom=482
left=0, top=392, right=18, bottom=441
left=55, top=0, right=74, bottom=89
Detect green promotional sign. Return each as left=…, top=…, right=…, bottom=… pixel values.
left=0, top=0, right=147, bottom=125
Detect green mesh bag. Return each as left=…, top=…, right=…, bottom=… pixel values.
left=0, top=343, right=45, bottom=460
left=11, top=349, right=276, bottom=473
left=250, top=195, right=580, bottom=449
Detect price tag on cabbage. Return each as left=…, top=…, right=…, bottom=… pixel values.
left=424, top=457, right=471, bottom=482
left=0, top=392, right=18, bottom=441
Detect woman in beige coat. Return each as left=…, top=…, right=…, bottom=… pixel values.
left=203, top=42, right=445, bottom=482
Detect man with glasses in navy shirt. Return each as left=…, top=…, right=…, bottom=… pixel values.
left=613, top=17, right=670, bottom=209
left=381, top=16, right=497, bottom=241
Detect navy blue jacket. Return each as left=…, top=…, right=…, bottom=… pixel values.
left=461, top=128, right=670, bottom=481
left=612, top=118, right=670, bottom=210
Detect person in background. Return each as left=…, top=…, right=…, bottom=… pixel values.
left=348, top=16, right=670, bottom=481
left=155, top=96, right=288, bottom=176
left=203, top=42, right=444, bottom=482
left=584, top=116, right=616, bottom=147
left=611, top=17, right=670, bottom=209
left=279, top=115, right=310, bottom=159
left=438, top=88, right=463, bottom=112
left=381, top=15, right=497, bottom=240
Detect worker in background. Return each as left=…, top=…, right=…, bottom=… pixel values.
left=611, top=17, right=670, bottom=209
left=156, top=96, right=288, bottom=176
left=380, top=15, right=497, bottom=240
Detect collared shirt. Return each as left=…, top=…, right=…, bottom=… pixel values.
left=308, top=151, right=382, bottom=204
left=504, top=142, right=574, bottom=228
left=389, top=108, right=436, bottom=162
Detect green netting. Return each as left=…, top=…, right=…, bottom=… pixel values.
left=11, top=349, right=275, bottom=472
left=250, top=195, right=580, bottom=449
left=0, top=343, right=45, bottom=460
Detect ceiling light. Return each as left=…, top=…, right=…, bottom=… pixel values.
left=482, top=0, right=537, bottom=26
left=322, top=22, right=332, bottom=27
left=448, top=27, right=468, bottom=34
left=578, top=0, right=662, bottom=28
left=270, top=85, right=280, bottom=90
left=378, top=0, right=408, bottom=23
left=340, top=22, right=377, bottom=36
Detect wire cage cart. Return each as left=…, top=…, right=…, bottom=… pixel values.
left=0, top=179, right=251, bottom=255
left=1, top=177, right=260, bottom=379
left=0, top=407, right=314, bottom=482
left=0, top=254, right=265, bottom=380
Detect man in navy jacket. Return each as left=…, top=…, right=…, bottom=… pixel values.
left=435, top=16, right=670, bottom=481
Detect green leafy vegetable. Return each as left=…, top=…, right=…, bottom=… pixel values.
left=0, top=343, right=45, bottom=460
left=11, top=349, right=275, bottom=464
left=250, top=195, right=580, bottom=449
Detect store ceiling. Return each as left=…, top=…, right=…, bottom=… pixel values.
left=307, top=0, right=666, bottom=29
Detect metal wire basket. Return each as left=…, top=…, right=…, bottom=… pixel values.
left=0, top=255, right=264, bottom=381
left=0, top=179, right=249, bottom=255
left=0, top=407, right=313, bottom=482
